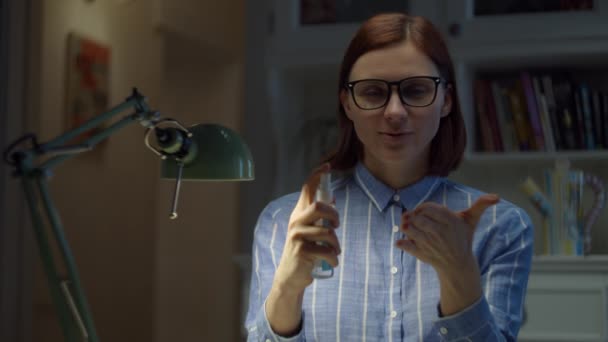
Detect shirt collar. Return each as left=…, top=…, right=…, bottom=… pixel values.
left=353, top=162, right=443, bottom=212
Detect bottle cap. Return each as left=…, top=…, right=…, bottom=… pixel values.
left=315, top=173, right=332, bottom=203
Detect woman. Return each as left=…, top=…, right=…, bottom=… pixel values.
left=246, top=12, right=533, bottom=342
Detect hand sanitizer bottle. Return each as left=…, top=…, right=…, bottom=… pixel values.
left=312, top=172, right=334, bottom=279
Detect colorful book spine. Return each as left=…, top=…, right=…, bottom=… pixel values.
left=579, top=83, right=596, bottom=149
left=482, top=79, right=504, bottom=151
left=592, top=90, right=604, bottom=149
left=603, top=93, right=608, bottom=148
left=508, top=88, right=532, bottom=151
left=474, top=79, right=495, bottom=151
left=520, top=72, right=545, bottom=150
left=573, top=90, right=586, bottom=149
left=541, top=75, right=564, bottom=150
left=553, top=79, right=577, bottom=150
left=491, top=81, right=517, bottom=152
left=532, top=75, right=556, bottom=152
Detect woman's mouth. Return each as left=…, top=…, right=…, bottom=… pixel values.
left=379, top=131, right=413, bottom=137
left=379, top=131, right=413, bottom=144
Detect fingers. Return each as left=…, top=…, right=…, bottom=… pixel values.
left=410, top=194, right=500, bottom=229
left=459, top=194, right=500, bottom=227
left=301, top=243, right=340, bottom=268
left=290, top=201, right=340, bottom=229
left=395, top=238, right=420, bottom=258
left=296, top=163, right=331, bottom=209
left=290, top=225, right=341, bottom=255
left=410, top=202, right=452, bottom=225
left=403, top=213, right=441, bottom=242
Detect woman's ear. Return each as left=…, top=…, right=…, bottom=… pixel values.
left=440, top=84, right=453, bottom=117
left=340, top=89, right=353, bottom=119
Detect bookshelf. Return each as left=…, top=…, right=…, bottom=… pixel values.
left=441, top=1, right=608, bottom=257
left=445, top=0, right=608, bottom=44
left=466, top=150, right=608, bottom=162
left=441, top=3, right=608, bottom=339
left=522, top=255, right=608, bottom=341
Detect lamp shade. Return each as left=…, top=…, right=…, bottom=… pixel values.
left=161, top=124, right=254, bottom=181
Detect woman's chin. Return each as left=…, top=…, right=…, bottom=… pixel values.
left=364, top=144, right=425, bottom=166
left=379, top=150, right=414, bottom=163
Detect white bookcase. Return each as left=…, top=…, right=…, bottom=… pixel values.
left=440, top=2, right=608, bottom=339
left=520, top=255, right=608, bottom=341
left=444, top=0, right=608, bottom=44
left=440, top=0, right=608, bottom=255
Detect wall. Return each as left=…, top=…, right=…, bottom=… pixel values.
left=27, top=0, right=246, bottom=340
left=154, top=1, right=246, bottom=341
left=1, top=0, right=33, bottom=341
left=32, top=0, right=162, bottom=341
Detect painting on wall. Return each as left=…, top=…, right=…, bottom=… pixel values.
left=65, top=33, right=111, bottom=144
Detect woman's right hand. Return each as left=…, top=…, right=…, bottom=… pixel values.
left=272, top=163, right=342, bottom=296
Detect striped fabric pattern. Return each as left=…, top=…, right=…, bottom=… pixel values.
left=246, top=162, right=534, bottom=342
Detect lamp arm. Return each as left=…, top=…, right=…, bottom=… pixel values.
left=42, top=92, right=147, bottom=152
left=40, top=107, right=159, bottom=171
left=14, top=89, right=156, bottom=172
left=20, top=175, right=86, bottom=341
left=3, top=88, right=183, bottom=342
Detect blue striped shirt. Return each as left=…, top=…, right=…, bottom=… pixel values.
left=246, top=162, right=534, bottom=341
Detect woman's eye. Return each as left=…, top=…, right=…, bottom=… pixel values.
left=362, top=87, right=385, bottom=96
left=403, top=85, right=429, bottom=97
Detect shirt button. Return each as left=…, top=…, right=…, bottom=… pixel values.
left=440, top=327, right=448, bottom=335
left=391, top=266, right=398, bottom=274
left=392, top=225, right=399, bottom=233
left=390, top=310, right=397, bottom=318
left=393, top=194, right=400, bottom=201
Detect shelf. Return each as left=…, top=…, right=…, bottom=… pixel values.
left=451, top=38, right=608, bottom=70
left=446, top=0, right=608, bottom=47
left=532, top=254, right=608, bottom=273
left=464, top=150, right=608, bottom=162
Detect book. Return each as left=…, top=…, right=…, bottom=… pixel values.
left=507, top=84, right=532, bottom=151
left=541, top=74, right=564, bottom=150
left=573, top=90, right=586, bottom=149
left=491, top=80, right=517, bottom=151
left=591, top=90, right=604, bottom=149
left=482, top=79, right=504, bottom=151
left=532, top=75, right=556, bottom=152
left=552, top=76, right=578, bottom=150
left=520, top=72, right=546, bottom=150
left=603, top=93, right=608, bottom=148
left=474, top=79, right=496, bottom=151
left=579, top=83, right=596, bottom=149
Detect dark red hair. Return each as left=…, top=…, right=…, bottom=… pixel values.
left=323, top=12, right=466, bottom=177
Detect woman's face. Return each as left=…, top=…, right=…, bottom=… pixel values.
left=340, top=40, right=452, bottom=171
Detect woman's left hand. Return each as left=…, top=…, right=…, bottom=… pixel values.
left=395, top=194, right=499, bottom=273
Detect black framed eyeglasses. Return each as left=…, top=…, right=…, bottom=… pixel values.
left=345, top=76, right=447, bottom=110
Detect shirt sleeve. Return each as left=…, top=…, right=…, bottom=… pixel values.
left=245, top=201, right=306, bottom=342
left=429, top=207, right=534, bottom=342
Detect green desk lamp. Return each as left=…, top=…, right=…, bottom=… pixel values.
left=2, top=89, right=254, bottom=342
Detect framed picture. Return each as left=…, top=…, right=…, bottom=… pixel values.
left=65, top=33, right=111, bottom=143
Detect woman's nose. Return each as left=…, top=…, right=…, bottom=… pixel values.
left=383, top=88, right=408, bottom=120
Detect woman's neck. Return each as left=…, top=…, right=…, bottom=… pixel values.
left=362, top=154, right=429, bottom=190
